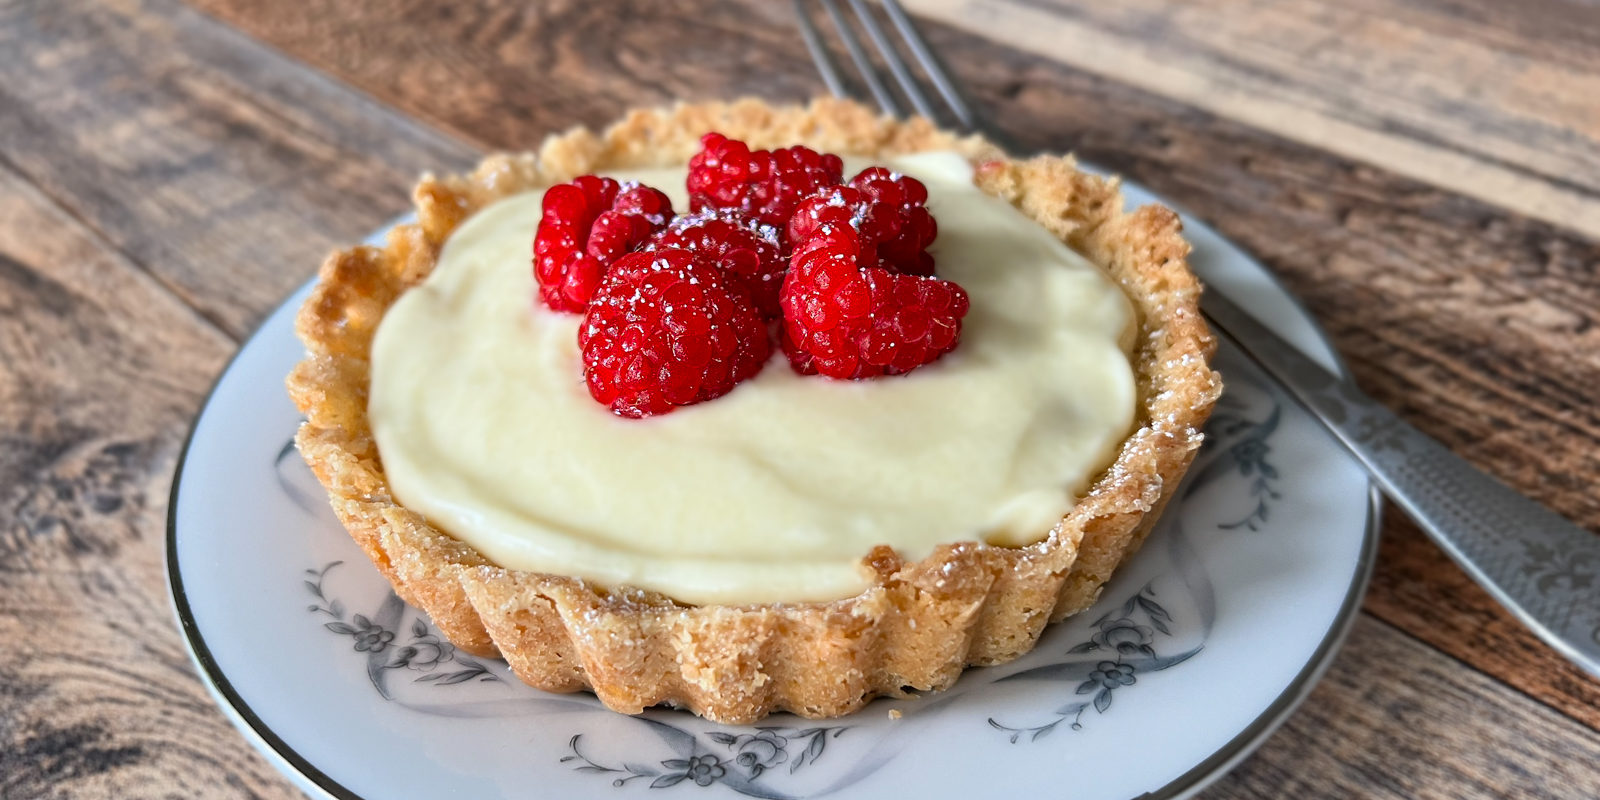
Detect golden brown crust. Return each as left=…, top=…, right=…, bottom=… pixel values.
left=285, top=97, right=1221, bottom=723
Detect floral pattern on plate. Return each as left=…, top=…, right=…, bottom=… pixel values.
left=285, top=370, right=1297, bottom=797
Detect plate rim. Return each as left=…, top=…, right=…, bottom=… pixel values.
left=166, top=321, right=362, bottom=800
left=166, top=222, right=1382, bottom=800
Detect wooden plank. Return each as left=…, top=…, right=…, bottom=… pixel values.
left=904, top=0, right=1600, bottom=240
left=0, top=0, right=481, bottom=794
left=1203, top=615, right=1600, bottom=799
left=0, top=0, right=477, bottom=340
left=0, top=164, right=298, bottom=798
left=180, top=0, right=1600, bottom=732
left=1366, top=509, right=1600, bottom=732
left=179, top=0, right=825, bottom=146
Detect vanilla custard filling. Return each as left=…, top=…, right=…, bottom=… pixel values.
left=368, top=152, right=1136, bottom=606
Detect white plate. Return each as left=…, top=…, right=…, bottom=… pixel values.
left=168, top=184, right=1378, bottom=800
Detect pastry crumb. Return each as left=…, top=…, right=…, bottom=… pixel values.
left=888, top=709, right=902, bottom=720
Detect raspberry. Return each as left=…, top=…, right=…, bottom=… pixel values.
left=848, top=167, right=937, bottom=276
left=787, top=168, right=937, bottom=276
left=647, top=209, right=785, bottom=319
left=687, top=133, right=845, bottom=231
left=533, top=176, right=673, bottom=312
left=780, top=224, right=968, bottom=379
left=580, top=249, right=771, bottom=418
left=778, top=324, right=817, bottom=376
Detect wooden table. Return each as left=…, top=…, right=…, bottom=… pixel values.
left=3, top=0, right=1598, bottom=796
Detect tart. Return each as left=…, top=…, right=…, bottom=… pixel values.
left=287, top=97, right=1221, bottom=724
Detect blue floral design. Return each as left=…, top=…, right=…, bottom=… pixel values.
left=1187, top=391, right=1284, bottom=530
left=1084, top=661, right=1136, bottom=692
left=562, top=726, right=847, bottom=795
left=288, top=368, right=1288, bottom=774
left=988, top=582, right=1201, bottom=742
left=304, top=561, right=498, bottom=688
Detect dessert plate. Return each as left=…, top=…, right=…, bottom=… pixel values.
left=168, top=182, right=1378, bottom=800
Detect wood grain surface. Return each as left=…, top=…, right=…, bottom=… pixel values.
left=910, top=0, right=1600, bottom=240
left=0, top=162, right=275, bottom=796
left=2, top=0, right=1598, bottom=796
left=0, top=0, right=473, bottom=340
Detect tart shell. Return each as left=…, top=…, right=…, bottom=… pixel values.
left=287, top=98, right=1221, bottom=724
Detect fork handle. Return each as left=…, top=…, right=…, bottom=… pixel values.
left=1332, top=400, right=1600, bottom=675
left=1202, top=288, right=1600, bottom=678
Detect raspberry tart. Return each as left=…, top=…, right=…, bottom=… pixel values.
left=287, top=98, right=1220, bottom=724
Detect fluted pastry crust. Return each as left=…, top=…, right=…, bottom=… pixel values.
left=286, top=98, right=1221, bottom=724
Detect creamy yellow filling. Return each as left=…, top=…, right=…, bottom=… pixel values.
left=368, top=152, right=1136, bottom=606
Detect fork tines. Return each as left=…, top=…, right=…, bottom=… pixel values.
left=792, top=0, right=977, bottom=132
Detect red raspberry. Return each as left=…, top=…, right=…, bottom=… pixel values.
left=778, top=324, right=817, bottom=376
left=687, top=133, right=845, bottom=231
left=848, top=167, right=937, bottom=276
left=647, top=209, right=785, bottom=319
left=780, top=224, right=968, bottom=379
left=533, top=176, right=673, bottom=312
left=787, top=168, right=937, bottom=276
left=580, top=249, right=771, bottom=418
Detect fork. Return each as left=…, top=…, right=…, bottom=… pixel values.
left=792, top=0, right=1600, bottom=680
